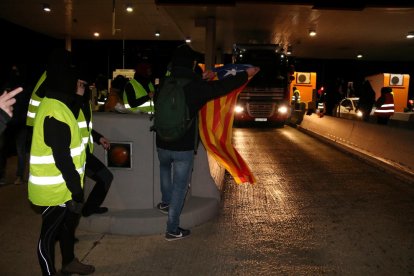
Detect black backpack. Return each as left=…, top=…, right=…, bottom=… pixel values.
left=153, top=76, right=193, bottom=142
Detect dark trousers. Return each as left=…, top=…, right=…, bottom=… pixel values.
left=38, top=206, right=79, bottom=275
left=83, top=153, right=113, bottom=213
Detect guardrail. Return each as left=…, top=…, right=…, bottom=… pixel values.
left=293, top=112, right=414, bottom=184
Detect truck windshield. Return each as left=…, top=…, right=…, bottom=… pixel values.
left=234, top=49, right=288, bottom=88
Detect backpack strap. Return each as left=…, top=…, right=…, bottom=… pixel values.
left=176, top=77, right=198, bottom=154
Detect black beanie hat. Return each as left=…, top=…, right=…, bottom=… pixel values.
left=171, top=44, right=198, bottom=68
left=46, top=48, right=79, bottom=95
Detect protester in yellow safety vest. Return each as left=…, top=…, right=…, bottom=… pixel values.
left=317, top=89, right=327, bottom=117
left=374, top=86, right=394, bottom=125
left=123, top=62, right=155, bottom=113
left=291, top=86, right=301, bottom=104
left=77, top=85, right=114, bottom=217
left=28, top=48, right=95, bottom=275
left=26, top=69, right=114, bottom=218
left=26, top=71, right=47, bottom=127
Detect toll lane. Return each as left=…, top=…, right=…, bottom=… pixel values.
left=217, top=126, right=414, bottom=275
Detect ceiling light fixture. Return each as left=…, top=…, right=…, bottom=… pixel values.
left=126, top=4, right=133, bottom=13
left=155, top=31, right=160, bottom=37
left=185, top=37, right=191, bottom=43
left=357, top=53, right=363, bottom=59
left=406, top=32, right=414, bottom=39
left=93, top=32, right=100, bottom=37
left=42, top=3, right=51, bottom=12
left=309, top=30, right=317, bottom=37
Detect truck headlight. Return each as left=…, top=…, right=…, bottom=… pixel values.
left=234, top=105, right=244, bottom=113
left=278, top=106, right=288, bottom=114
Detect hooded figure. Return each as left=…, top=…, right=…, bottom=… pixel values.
left=171, top=44, right=199, bottom=69
left=28, top=48, right=95, bottom=275
left=154, top=44, right=259, bottom=241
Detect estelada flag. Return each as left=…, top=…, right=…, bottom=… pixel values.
left=198, top=64, right=256, bottom=184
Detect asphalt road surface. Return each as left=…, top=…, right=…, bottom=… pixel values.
left=1, top=126, right=413, bottom=275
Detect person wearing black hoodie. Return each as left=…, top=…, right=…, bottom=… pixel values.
left=155, top=44, right=260, bottom=241
left=28, top=48, right=95, bottom=275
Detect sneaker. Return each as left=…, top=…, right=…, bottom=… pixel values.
left=165, top=227, right=191, bottom=241
left=156, top=202, right=169, bottom=214
left=14, top=177, right=24, bottom=185
left=61, top=258, right=95, bottom=275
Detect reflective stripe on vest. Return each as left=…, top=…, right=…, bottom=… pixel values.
left=123, top=79, right=155, bottom=113
left=28, top=97, right=86, bottom=206
left=78, top=105, right=94, bottom=153
left=26, top=71, right=47, bottom=126
left=374, top=93, right=394, bottom=117
left=291, top=90, right=301, bottom=102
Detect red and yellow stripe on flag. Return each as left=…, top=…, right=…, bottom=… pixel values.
left=198, top=65, right=256, bottom=184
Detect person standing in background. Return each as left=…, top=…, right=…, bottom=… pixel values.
left=104, top=75, right=128, bottom=112
left=123, top=61, right=155, bottom=113
left=77, top=84, right=114, bottom=217
left=0, top=87, right=23, bottom=134
left=0, top=65, right=30, bottom=185
left=374, top=86, right=394, bottom=125
left=357, top=80, right=376, bottom=121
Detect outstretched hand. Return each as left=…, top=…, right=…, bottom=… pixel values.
left=246, top=67, right=260, bottom=79
left=0, top=87, right=23, bottom=118
left=99, top=137, right=111, bottom=150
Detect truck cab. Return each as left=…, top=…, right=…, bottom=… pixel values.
left=232, top=44, right=292, bottom=127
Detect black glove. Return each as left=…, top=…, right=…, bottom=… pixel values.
left=66, top=199, right=84, bottom=214
left=67, top=191, right=84, bottom=214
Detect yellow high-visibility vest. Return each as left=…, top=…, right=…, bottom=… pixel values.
left=26, top=71, right=47, bottom=127
left=123, top=79, right=154, bottom=113
left=28, top=97, right=86, bottom=206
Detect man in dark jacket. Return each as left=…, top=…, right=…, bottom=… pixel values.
left=155, top=44, right=260, bottom=241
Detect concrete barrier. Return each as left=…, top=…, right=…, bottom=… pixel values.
left=297, top=114, right=414, bottom=184
left=79, top=112, right=224, bottom=235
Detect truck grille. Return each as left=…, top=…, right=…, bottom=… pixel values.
left=247, top=103, right=275, bottom=117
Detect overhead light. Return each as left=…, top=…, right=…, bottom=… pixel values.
left=406, top=32, right=414, bottom=39
left=126, top=4, right=133, bottom=13
left=42, top=3, right=51, bottom=12
left=357, top=53, right=363, bottom=59
left=185, top=37, right=191, bottom=43
left=286, top=46, right=292, bottom=55
left=93, top=32, right=100, bottom=37
left=155, top=31, right=160, bottom=37
left=309, top=30, right=317, bottom=37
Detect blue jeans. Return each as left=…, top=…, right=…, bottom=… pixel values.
left=157, top=148, right=194, bottom=233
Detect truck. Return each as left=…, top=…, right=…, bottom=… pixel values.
left=232, top=44, right=293, bottom=127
